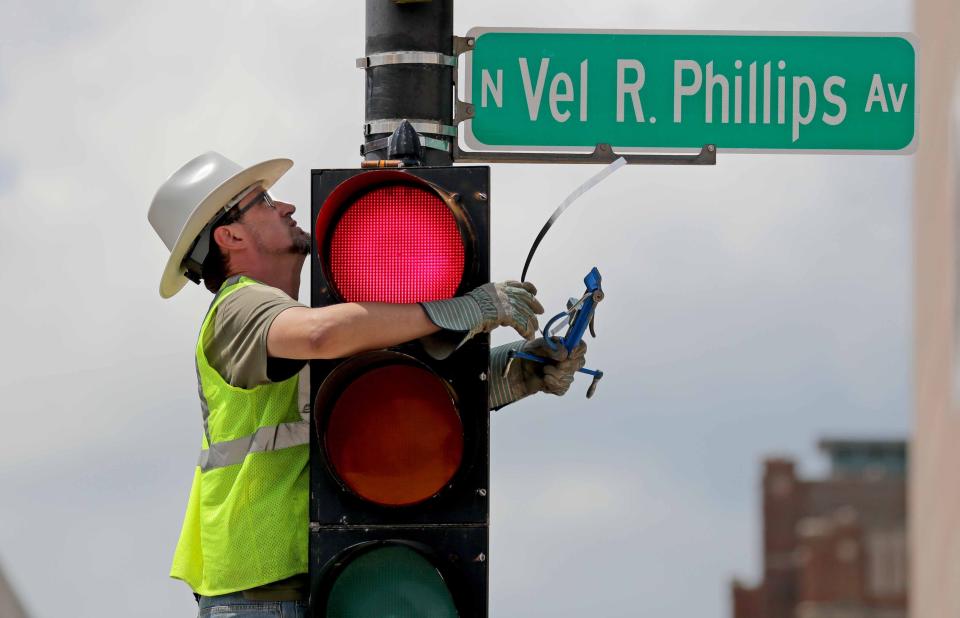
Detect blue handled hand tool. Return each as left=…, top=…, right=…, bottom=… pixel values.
left=505, top=267, right=605, bottom=398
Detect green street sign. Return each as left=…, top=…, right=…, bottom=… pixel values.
left=461, top=28, right=917, bottom=154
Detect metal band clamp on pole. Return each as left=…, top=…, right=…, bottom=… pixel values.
left=365, top=119, right=457, bottom=137
left=362, top=135, right=450, bottom=155
left=356, top=50, right=457, bottom=69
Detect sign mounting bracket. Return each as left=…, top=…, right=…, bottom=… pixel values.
left=452, top=142, right=717, bottom=166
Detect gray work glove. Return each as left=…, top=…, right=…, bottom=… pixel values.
left=420, top=280, right=544, bottom=344
left=488, top=337, right=588, bottom=409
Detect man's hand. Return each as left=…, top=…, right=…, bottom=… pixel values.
left=420, top=280, right=544, bottom=342
left=489, top=337, right=588, bottom=409
left=465, top=281, right=544, bottom=339
left=522, top=337, right=588, bottom=396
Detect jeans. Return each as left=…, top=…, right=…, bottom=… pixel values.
left=197, top=592, right=309, bottom=617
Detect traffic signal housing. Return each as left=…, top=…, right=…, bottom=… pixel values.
left=309, top=166, right=490, bottom=617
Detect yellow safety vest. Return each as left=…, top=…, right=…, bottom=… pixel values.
left=170, top=276, right=309, bottom=596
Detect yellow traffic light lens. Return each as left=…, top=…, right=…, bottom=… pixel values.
left=325, top=183, right=466, bottom=303
left=324, top=362, right=464, bottom=506
left=326, top=545, right=458, bottom=617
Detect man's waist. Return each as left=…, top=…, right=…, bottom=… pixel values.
left=241, top=574, right=309, bottom=601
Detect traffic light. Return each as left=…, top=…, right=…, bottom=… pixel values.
left=309, top=166, right=490, bottom=617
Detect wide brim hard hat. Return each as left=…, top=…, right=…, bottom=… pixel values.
left=148, top=153, right=293, bottom=299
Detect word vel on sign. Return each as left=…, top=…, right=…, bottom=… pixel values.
left=461, top=28, right=917, bottom=154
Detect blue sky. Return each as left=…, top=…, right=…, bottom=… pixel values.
left=0, top=1, right=913, bottom=616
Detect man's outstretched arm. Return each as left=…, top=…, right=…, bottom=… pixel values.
left=267, top=302, right=439, bottom=360
left=266, top=280, right=544, bottom=360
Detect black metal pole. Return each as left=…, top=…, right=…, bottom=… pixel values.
left=363, top=0, right=454, bottom=166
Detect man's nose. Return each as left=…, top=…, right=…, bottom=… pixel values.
left=278, top=201, right=296, bottom=216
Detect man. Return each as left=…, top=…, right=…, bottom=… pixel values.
left=148, top=152, right=587, bottom=616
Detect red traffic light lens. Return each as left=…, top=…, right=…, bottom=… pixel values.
left=323, top=361, right=464, bottom=506
left=324, top=183, right=466, bottom=303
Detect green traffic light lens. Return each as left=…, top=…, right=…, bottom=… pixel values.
left=326, top=545, right=459, bottom=618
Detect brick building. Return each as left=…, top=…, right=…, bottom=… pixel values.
left=731, top=439, right=907, bottom=618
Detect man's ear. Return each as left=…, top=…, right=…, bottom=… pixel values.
left=212, top=224, right=246, bottom=253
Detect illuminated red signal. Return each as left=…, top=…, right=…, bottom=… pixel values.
left=317, top=176, right=467, bottom=303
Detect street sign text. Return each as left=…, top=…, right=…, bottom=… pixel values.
left=463, top=29, right=917, bottom=154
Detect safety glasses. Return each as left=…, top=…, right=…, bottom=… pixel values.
left=220, top=187, right=277, bottom=225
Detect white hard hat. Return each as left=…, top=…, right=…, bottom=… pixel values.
left=147, top=151, right=293, bottom=298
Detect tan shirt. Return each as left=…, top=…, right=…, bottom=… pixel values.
left=205, top=282, right=306, bottom=388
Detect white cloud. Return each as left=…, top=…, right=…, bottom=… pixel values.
left=488, top=448, right=758, bottom=616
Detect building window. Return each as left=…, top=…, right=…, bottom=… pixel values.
left=868, top=529, right=907, bottom=596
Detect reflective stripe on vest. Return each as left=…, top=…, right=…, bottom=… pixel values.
left=198, top=415, right=309, bottom=471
